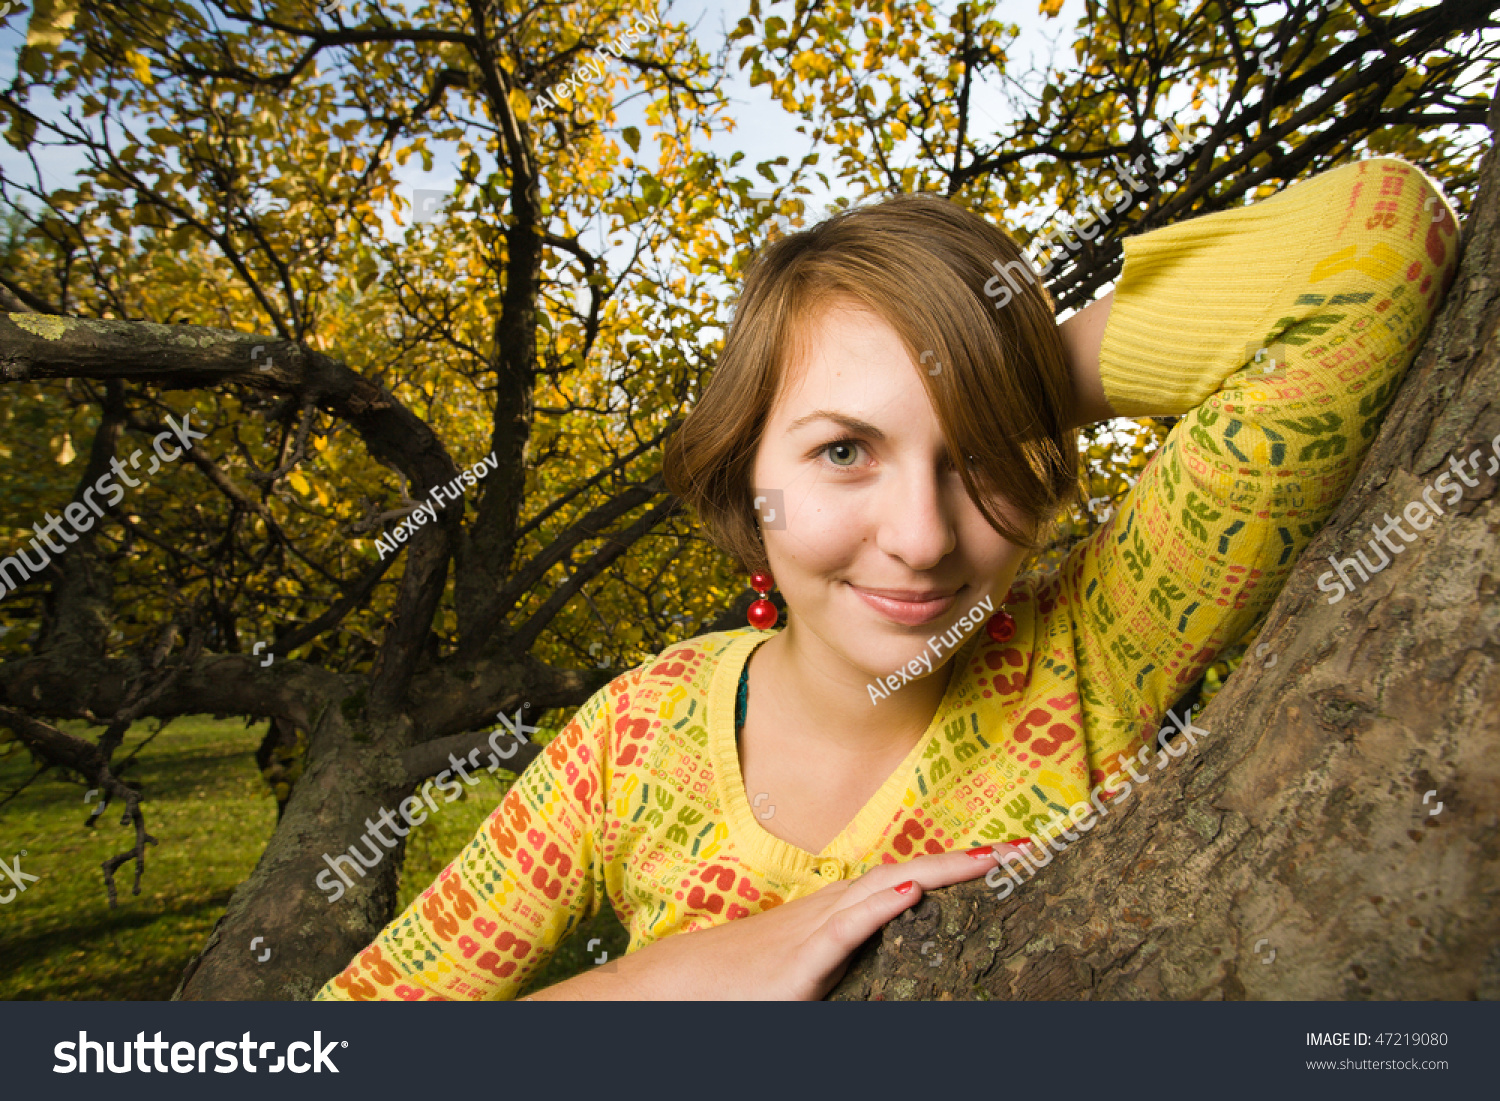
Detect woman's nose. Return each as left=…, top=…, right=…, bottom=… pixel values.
left=873, top=468, right=958, bottom=570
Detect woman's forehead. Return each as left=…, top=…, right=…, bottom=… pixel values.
left=770, top=301, right=932, bottom=424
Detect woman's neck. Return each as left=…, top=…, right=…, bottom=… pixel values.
left=749, top=619, right=953, bottom=762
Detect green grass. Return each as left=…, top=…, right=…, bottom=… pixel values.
left=0, top=715, right=625, bottom=1000
left=0, top=715, right=276, bottom=1000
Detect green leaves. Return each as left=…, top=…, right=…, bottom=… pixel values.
left=24, top=0, right=80, bottom=51
left=754, top=157, right=787, bottom=184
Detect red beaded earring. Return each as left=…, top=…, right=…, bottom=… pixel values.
left=985, top=607, right=1016, bottom=643
left=747, top=571, right=778, bottom=630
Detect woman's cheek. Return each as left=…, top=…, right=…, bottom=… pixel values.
left=775, top=483, right=870, bottom=557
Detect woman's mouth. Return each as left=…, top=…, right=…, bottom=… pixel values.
left=847, top=583, right=959, bottom=626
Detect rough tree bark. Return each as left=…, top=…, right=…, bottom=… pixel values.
left=830, top=110, right=1500, bottom=1002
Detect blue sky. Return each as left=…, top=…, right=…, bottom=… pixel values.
left=0, top=1, right=1088, bottom=227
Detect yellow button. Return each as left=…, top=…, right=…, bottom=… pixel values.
left=817, top=859, right=844, bottom=879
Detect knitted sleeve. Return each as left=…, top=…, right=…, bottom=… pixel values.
left=1062, top=156, right=1460, bottom=783
left=313, top=689, right=611, bottom=1001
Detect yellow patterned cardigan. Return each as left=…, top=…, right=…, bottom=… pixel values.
left=317, top=156, right=1459, bottom=1000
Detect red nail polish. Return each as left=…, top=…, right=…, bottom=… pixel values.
left=1006, top=837, right=1034, bottom=848
left=965, top=844, right=997, bottom=858
left=894, top=880, right=915, bottom=894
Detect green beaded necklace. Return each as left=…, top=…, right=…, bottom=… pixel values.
left=734, top=661, right=749, bottom=737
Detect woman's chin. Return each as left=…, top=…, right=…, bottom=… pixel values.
left=844, top=643, right=946, bottom=685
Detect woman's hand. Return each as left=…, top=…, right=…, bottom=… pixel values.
left=526, top=842, right=1028, bottom=1001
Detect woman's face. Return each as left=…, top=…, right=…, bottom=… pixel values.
left=751, top=298, right=1034, bottom=684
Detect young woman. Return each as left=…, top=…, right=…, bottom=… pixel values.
left=316, top=156, right=1458, bottom=1000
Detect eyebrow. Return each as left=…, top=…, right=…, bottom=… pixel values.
left=785, top=410, right=887, bottom=440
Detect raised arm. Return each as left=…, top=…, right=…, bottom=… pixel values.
left=1057, top=157, right=1460, bottom=782
left=1059, top=289, right=1118, bottom=430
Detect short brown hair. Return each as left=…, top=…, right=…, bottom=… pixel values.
left=663, top=193, right=1079, bottom=574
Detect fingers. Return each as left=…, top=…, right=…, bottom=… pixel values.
left=799, top=842, right=1031, bottom=976
left=797, top=877, right=929, bottom=989
left=849, top=841, right=1033, bottom=901
left=791, top=841, right=1035, bottom=997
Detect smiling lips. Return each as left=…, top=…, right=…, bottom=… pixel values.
left=848, top=583, right=959, bottom=626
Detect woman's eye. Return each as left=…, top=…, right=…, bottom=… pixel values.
left=824, top=440, right=861, bottom=467
left=954, top=453, right=996, bottom=487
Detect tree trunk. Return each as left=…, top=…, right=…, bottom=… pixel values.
left=173, top=698, right=421, bottom=1000
left=830, top=113, right=1500, bottom=1001
left=170, top=665, right=551, bottom=1001
left=256, top=714, right=304, bottom=823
